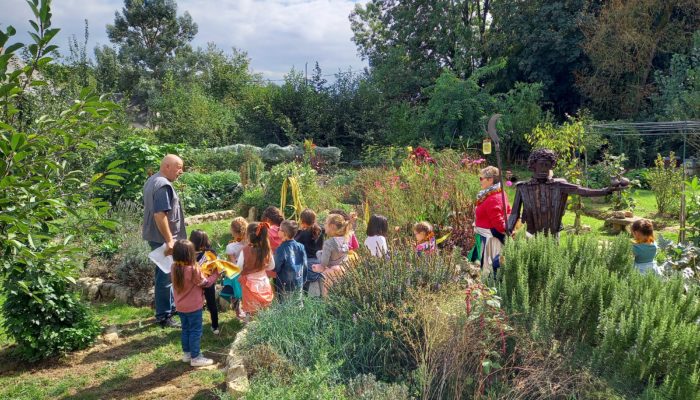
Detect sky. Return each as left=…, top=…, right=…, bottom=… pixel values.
left=1, top=0, right=368, bottom=81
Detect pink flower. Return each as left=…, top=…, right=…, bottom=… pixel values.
left=506, top=181, right=513, bottom=187
left=374, top=181, right=382, bottom=188
left=442, top=191, right=450, bottom=200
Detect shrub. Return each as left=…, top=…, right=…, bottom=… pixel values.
left=346, top=374, right=410, bottom=399
left=647, top=152, right=683, bottom=216
left=94, top=134, right=185, bottom=204
left=353, top=150, right=479, bottom=229
left=263, top=162, right=321, bottom=217
left=237, top=186, right=266, bottom=220
left=2, top=264, right=102, bottom=361
left=115, top=233, right=153, bottom=291
left=499, top=234, right=700, bottom=398
left=184, top=146, right=264, bottom=175
left=177, top=170, right=242, bottom=214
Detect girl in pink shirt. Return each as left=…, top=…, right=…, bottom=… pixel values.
left=171, top=239, right=219, bottom=367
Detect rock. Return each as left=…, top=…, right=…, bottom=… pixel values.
left=102, top=325, right=119, bottom=344
left=247, top=207, right=257, bottom=222
left=76, top=277, right=104, bottom=301
left=185, top=209, right=238, bottom=225
left=132, top=288, right=154, bottom=307
left=113, top=285, right=132, bottom=304
left=314, top=146, right=341, bottom=164
left=226, top=326, right=251, bottom=398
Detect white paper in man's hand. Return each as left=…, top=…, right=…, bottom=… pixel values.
left=148, top=243, right=173, bottom=274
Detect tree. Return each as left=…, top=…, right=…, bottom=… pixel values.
left=350, top=0, right=493, bottom=101
left=577, top=0, right=700, bottom=120
left=1, top=0, right=126, bottom=360
left=106, top=0, right=197, bottom=89
left=489, top=0, right=591, bottom=118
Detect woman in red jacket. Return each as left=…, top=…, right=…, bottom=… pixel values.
left=470, top=166, right=511, bottom=276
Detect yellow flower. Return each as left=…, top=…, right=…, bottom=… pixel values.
left=407, top=146, right=413, bottom=153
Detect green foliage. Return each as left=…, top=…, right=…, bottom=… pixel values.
left=237, top=187, right=266, bottom=220
left=654, top=31, right=700, bottom=121
left=95, top=134, right=183, bottom=203
left=263, top=162, right=320, bottom=218
left=150, top=74, right=239, bottom=146
left=2, top=267, right=102, bottom=361
left=354, top=150, right=479, bottom=229
left=114, top=230, right=152, bottom=290
left=647, top=153, right=683, bottom=216
left=588, top=153, right=638, bottom=211
left=0, top=1, right=124, bottom=360
left=499, top=234, right=700, bottom=398
left=245, top=357, right=348, bottom=400
left=184, top=145, right=263, bottom=175
left=361, top=145, right=410, bottom=167
left=176, top=170, right=242, bottom=214
left=106, top=0, right=198, bottom=81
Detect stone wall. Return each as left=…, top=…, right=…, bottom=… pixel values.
left=184, top=209, right=238, bottom=225
left=75, top=277, right=153, bottom=307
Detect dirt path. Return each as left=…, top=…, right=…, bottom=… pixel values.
left=0, top=310, right=241, bottom=400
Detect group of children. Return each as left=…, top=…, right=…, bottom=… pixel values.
left=169, top=204, right=441, bottom=367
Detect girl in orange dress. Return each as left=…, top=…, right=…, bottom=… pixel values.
left=237, top=222, right=275, bottom=319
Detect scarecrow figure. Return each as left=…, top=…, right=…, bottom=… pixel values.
left=507, top=148, right=629, bottom=236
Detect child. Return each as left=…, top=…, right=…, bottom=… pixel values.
left=237, top=222, right=276, bottom=317
left=223, top=217, right=248, bottom=320
left=262, top=206, right=284, bottom=252
left=273, top=220, right=307, bottom=300
left=189, top=230, right=220, bottom=334
left=365, top=214, right=389, bottom=257
left=171, top=239, right=218, bottom=367
left=414, top=221, right=436, bottom=255
left=330, top=209, right=360, bottom=251
left=311, top=214, right=350, bottom=297
left=295, top=208, right=324, bottom=291
left=631, top=218, right=661, bottom=276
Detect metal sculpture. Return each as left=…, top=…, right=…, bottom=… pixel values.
left=507, top=148, right=629, bottom=236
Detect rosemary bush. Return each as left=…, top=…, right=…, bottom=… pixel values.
left=499, top=234, right=700, bottom=397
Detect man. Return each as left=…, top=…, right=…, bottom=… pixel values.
left=507, top=148, right=628, bottom=236
left=143, top=154, right=186, bottom=328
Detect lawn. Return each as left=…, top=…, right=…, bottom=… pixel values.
left=0, top=299, right=242, bottom=400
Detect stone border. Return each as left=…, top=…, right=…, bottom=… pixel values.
left=225, top=323, right=254, bottom=398
left=185, top=209, right=237, bottom=225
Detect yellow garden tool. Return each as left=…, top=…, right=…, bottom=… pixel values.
left=280, top=175, right=305, bottom=221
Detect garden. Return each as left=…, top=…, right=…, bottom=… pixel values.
left=2, top=0, right=700, bottom=399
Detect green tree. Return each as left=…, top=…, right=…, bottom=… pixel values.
left=578, top=0, right=700, bottom=119
left=654, top=31, right=700, bottom=121
left=350, top=0, right=493, bottom=101
left=1, top=0, right=126, bottom=360
left=107, top=0, right=197, bottom=78
left=489, top=0, right=590, bottom=117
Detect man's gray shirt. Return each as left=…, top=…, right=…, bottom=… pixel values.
left=142, top=172, right=186, bottom=243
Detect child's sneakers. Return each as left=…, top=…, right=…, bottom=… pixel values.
left=190, top=355, right=214, bottom=367
left=211, top=327, right=220, bottom=335
left=182, top=352, right=192, bottom=363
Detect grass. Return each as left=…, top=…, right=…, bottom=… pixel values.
left=0, top=300, right=242, bottom=400
left=189, top=220, right=233, bottom=254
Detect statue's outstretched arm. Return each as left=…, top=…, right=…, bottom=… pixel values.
left=506, top=188, right=522, bottom=234
left=560, top=182, right=612, bottom=197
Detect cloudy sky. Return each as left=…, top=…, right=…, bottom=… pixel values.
left=1, top=0, right=368, bottom=80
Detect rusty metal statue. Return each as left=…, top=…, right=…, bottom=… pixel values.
left=507, top=148, right=629, bottom=236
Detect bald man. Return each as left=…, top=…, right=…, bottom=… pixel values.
left=142, top=154, right=186, bottom=328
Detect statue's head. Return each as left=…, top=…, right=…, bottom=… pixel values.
left=528, top=148, right=557, bottom=180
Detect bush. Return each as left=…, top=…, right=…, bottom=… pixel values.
left=237, top=186, right=266, bottom=220
left=184, top=146, right=264, bottom=174
left=94, top=134, right=185, bottom=204
left=115, top=233, right=153, bottom=291
left=2, top=265, right=101, bottom=361
left=177, top=170, right=242, bottom=214
left=353, top=149, right=479, bottom=229
left=648, top=152, right=683, bottom=216
left=263, top=162, right=321, bottom=217
left=499, top=234, right=700, bottom=398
